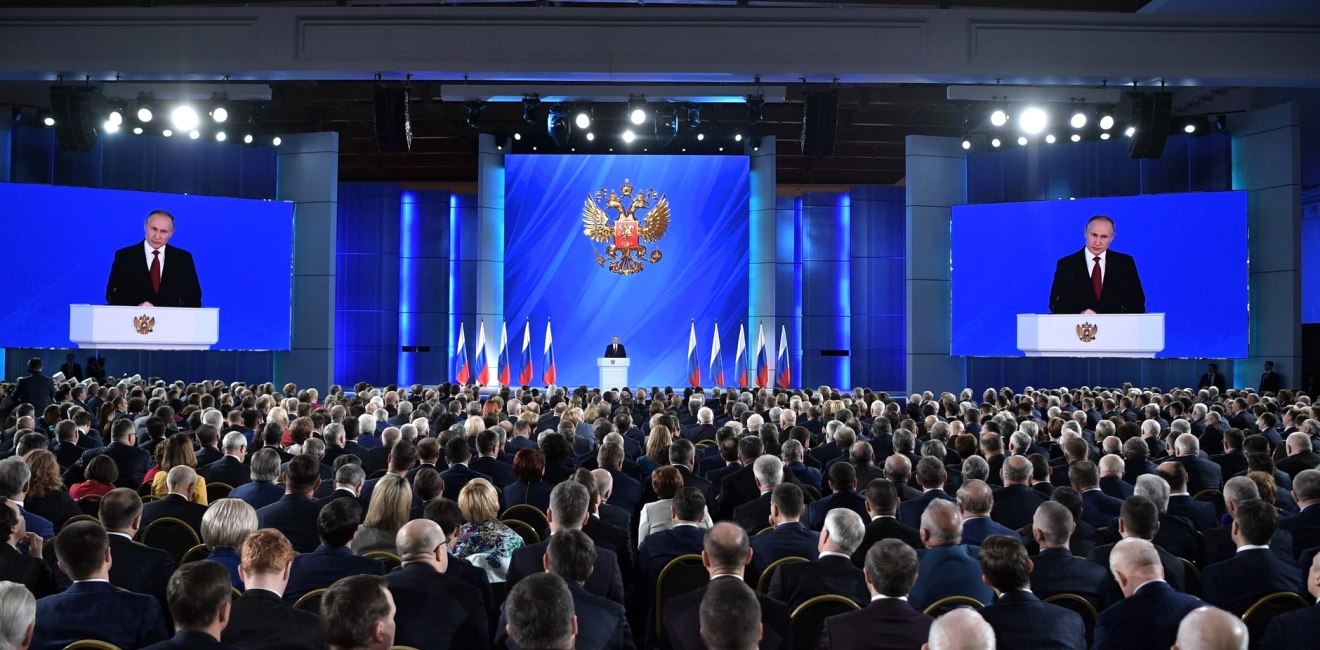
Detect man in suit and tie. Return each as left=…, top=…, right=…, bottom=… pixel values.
left=896, top=457, right=956, bottom=530
left=976, top=535, right=1086, bottom=650
left=1029, top=501, right=1108, bottom=608
left=748, top=483, right=818, bottom=584
left=230, top=449, right=285, bottom=511
left=0, top=459, right=53, bottom=543
left=13, top=359, right=54, bottom=415
left=1098, top=454, right=1135, bottom=500
left=31, top=521, right=169, bottom=650
left=1048, top=215, right=1146, bottom=315
left=139, top=561, right=242, bottom=650
left=661, top=439, right=712, bottom=498
left=805, top=462, right=868, bottom=531
left=909, top=499, right=995, bottom=611
left=385, top=519, right=489, bottom=650
left=819, top=539, right=933, bottom=650
left=256, top=454, right=323, bottom=553
left=638, top=487, right=708, bottom=583
left=223, top=529, right=326, bottom=650
left=470, top=429, right=517, bottom=489
left=990, top=455, right=1047, bottom=531
left=1279, top=432, right=1320, bottom=479
left=63, top=418, right=152, bottom=488
left=438, top=438, right=491, bottom=502
left=597, top=443, right=642, bottom=516
left=1169, top=434, right=1223, bottom=494
left=1211, top=427, right=1249, bottom=481
left=852, top=479, right=923, bottom=567
left=0, top=498, right=55, bottom=598
left=140, top=466, right=207, bottom=534
left=1092, top=538, right=1204, bottom=650
left=604, top=336, right=627, bottom=359
left=661, top=522, right=792, bottom=650
left=696, top=579, right=766, bottom=650
left=96, top=488, right=176, bottom=612
left=494, top=529, right=632, bottom=650
left=284, top=499, right=386, bottom=604
left=1198, top=363, right=1227, bottom=391
left=1261, top=360, right=1282, bottom=394
left=1201, top=498, right=1306, bottom=615
left=202, top=432, right=251, bottom=487
left=768, top=508, right=868, bottom=609
left=734, top=455, right=782, bottom=535
left=1087, top=496, right=1187, bottom=603
left=1070, top=460, right=1124, bottom=529
left=506, top=482, right=625, bottom=605
left=1156, top=462, right=1218, bottom=532
left=319, top=575, right=398, bottom=650
left=1263, top=550, right=1320, bottom=647
left=1203, top=476, right=1294, bottom=567
left=105, top=210, right=203, bottom=308
left=956, top=480, right=1017, bottom=546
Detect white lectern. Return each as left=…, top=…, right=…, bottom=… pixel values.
left=69, top=304, right=220, bottom=350
left=1017, top=313, right=1165, bottom=358
left=598, top=357, right=629, bottom=390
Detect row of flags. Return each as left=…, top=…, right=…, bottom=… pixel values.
left=453, top=319, right=790, bottom=388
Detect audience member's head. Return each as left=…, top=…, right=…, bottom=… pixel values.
left=546, top=528, right=595, bottom=585
left=201, top=498, right=257, bottom=551
left=97, top=487, right=143, bottom=533
left=321, top=575, right=396, bottom=650
left=927, top=608, right=996, bottom=650
left=1172, top=606, right=1248, bottom=650
left=864, top=539, right=919, bottom=598
left=505, top=573, right=576, bottom=650
left=167, top=560, right=234, bottom=638
left=704, top=522, right=752, bottom=576
left=0, top=580, right=35, bottom=650
left=978, top=534, right=1031, bottom=593
left=53, top=521, right=110, bottom=581
left=920, top=499, right=963, bottom=548
left=699, top=576, right=761, bottom=650
left=319, top=498, right=364, bottom=548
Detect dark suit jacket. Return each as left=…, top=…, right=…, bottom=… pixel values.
left=604, top=467, right=642, bottom=515
left=385, top=562, right=490, bottom=650
left=1030, top=547, right=1109, bottom=607
left=1080, top=489, right=1124, bottom=528
left=852, top=516, right=923, bottom=568
left=285, top=544, right=386, bottom=603
left=141, top=631, right=243, bottom=650
left=585, top=514, right=635, bottom=583
left=684, top=423, right=718, bottom=444
left=639, top=525, right=706, bottom=583
left=0, top=540, right=56, bottom=598
left=1201, top=547, right=1306, bottom=615
left=194, top=446, right=223, bottom=468
left=767, top=554, right=867, bottom=609
left=662, top=579, right=791, bottom=650
left=439, top=464, right=492, bottom=501
left=734, top=492, right=774, bottom=535
left=140, top=493, right=207, bottom=535
left=989, top=484, right=1047, bottom=531
left=1099, top=475, right=1135, bottom=500
left=1122, top=458, right=1157, bottom=485
left=494, top=581, right=633, bottom=650
left=805, top=490, right=868, bottom=531
left=52, top=441, right=85, bottom=470
left=1049, top=248, right=1145, bottom=314
left=222, top=589, right=326, bottom=650
left=896, top=489, right=954, bottom=530
left=13, top=372, right=54, bottom=413
left=1093, top=581, right=1203, bottom=650
left=1199, top=372, right=1227, bottom=391
left=910, top=544, right=995, bottom=612
left=106, top=241, right=203, bottom=307
left=980, top=590, right=1086, bottom=650
left=201, top=455, right=251, bottom=486
left=256, top=494, right=321, bottom=553
left=230, top=481, right=285, bottom=512
left=1171, top=454, right=1224, bottom=493
left=1166, top=494, right=1217, bottom=531
left=506, top=538, right=625, bottom=605
left=1278, top=451, right=1320, bottom=479
left=1088, top=540, right=1186, bottom=606
left=471, top=456, right=517, bottom=489
left=65, top=441, right=152, bottom=488
left=30, top=580, right=169, bottom=650
left=818, top=597, right=932, bottom=650
left=1280, top=505, right=1320, bottom=560
left=604, top=343, right=627, bottom=358
left=1263, top=603, right=1320, bottom=650
left=502, top=480, right=553, bottom=513
left=961, top=516, right=1018, bottom=547
left=363, top=445, right=393, bottom=477
left=108, top=533, right=176, bottom=614
left=24, top=489, right=79, bottom=531
left=1201, top=525, right=1293, bottom=568
left=748, top=522, right=818, bottom=583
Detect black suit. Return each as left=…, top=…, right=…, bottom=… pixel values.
left=13, top=372, right=54, bottom=412
left=1093, top=581, right=1203, bottom=650
left=385, top=562, right=490, bottom=650
left=256, top=494, right=321, bottom=553
left=440, top=464, right=493, bottom=502
left=201, top=455, right=251, bottom=487
left=1088, top=540, right=1185, bottom=606
left=766, top=554, right=867, bottom=609
left=107, top=533, right=176, bottom=617
left=222, top=589, right=326, bottom=650
left=1199, top=372, right=1227, bottom=391
left=494, top=581, right=634, bottom=650
left=1211, top=451, right=1249, bottom=481
left=140, top=493, right=206, bottom=535
left=65, top=442, right=152, bottom=488
left=1280, top=505, right=1320, bottom=560
left=662, top=579, right=791, bottom=650
left=989, top=484, right=1047, bottom=531
left=471, top=456, right=517, bottom=489
left=1201, top=547, right=1306, bottom=615
left=140, top=631, right=241, bottom=650
left=1261, top=369, right=1282, bottom=394
left=817, top=597, right=932, bottom=650
left=1263, top=603, right=1320, bottom=649
left=105, top=241, right=203, bottom=307
left=604, top=343, right=627, bottom=358
left=851, top=516, right=923, bottom=567
left=0, top=541, right=55, bottom=598
left=1201, top=526, right=1294, bottom=569
left=195, top=446, right=223, bottom=468
left=979, top=590, right=1086, bottom=650
left=584, top=515, right=635, bottom=585
left=505, top=538, right=625, bottom=605
left=733, top=493, right=774, bottom=535
left=1029, top=547, right=1109, bottom=608
left=1048, top=248, right=1146, bottom=314
left=1278, top=450, right=1320, bottom=479
left=749, top=522, right=819, bottom=584
left=363, top=445, right=393, bottom=477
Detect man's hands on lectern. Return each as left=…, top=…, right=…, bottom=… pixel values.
left=139, top=301, right=154, bottom=308
left=1082, top=309, right=1096, bottom=315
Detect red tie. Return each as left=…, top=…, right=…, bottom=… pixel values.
left=149, top=249, right=161, bottom=293
left=1091, top=255, right=1102, bottom=301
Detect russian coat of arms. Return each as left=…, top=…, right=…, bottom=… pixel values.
left=1076, top=322, right=1098, bottom=343
left=582, top=179, right=671, bottom=276
left=134, top=315, right=156, bottom=335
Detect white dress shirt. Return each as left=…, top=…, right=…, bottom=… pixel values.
left=1087, top=250, right=1107, bottom=283
left=143, top=240, right=166, bottom=275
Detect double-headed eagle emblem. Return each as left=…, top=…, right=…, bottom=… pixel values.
left=134, top=314, right=156, bottom=336
left=582, top=179, right=671, bottom=276
left=1076, top=322, right=1098, bottom=343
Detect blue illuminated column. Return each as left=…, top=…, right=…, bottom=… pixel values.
left=800, top=192, right=851, bottom=388
left=776, top=195, right=802, bottom=389
left=850, top=186, right=906, bottom=393
left=399, top=189, right=450, bottom=386
left=748, top=136, right=778, bottom=383
left=450, top=134, right=505, bottom=387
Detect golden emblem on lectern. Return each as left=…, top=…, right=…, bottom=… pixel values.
left=134, top=315, right=156, bottom=335
left=582, top=179, right=671, bottom=276
left=1076, top=322, right=1098, bottom=343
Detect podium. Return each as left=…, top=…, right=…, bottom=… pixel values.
left=1017, top=313, right=1165, bottom=358
left=598, top=357, right=629, bottom=390
left=69, top=304, right=220, bottom=350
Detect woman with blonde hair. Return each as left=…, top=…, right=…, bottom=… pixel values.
left=353, top=473, right=410, bottom=555
left=150, top=433, right=209, bottom=504
left=453, top=478, right=523, bottom=582
left=22, top=449, right=79, bottom=528
left=201, top=498, right=258, bottom=588
left=638, top=424, right=672, bottom=480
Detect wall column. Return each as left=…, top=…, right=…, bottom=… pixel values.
left=748, top=136, right=777, bottom=386
left=453, top=134, right=505, bottom=388
left=399, top=189, right=451, bottom=387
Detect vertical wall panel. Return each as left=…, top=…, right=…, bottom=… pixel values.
left=851, top=185, right=906, bottom=393
left=399, top=188, right=450, bottom=386
left=335, top=182, right=400, bottom=387
left=800, top=192, right=850, bottom=388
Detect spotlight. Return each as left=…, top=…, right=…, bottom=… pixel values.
left=107, top=105, right=124, bottom=126
left=272, top=136, right=282, bottom=146
left=1100, top=133, right=1110, bottom=140
left=547, top=104, right=571, bottom=147
left=494, top=131, right=508, bottom=150
left=243, top=134, right=253, bottom=144
left=189, top=130, right=199, bottom=140
left=215, top=131, right=226, bottom=142
left=655, top=103, right=678, bottom=147
left=1099, top=114, right=1115, bottom=130
left=1070, top=134, right=1081, bottom=142
left=102, top=120, right=119, bottom=133
left=750, top=133, right=762, bottom=151
left=697, top=133, right=705, bottom=141
left=684, top=104, right=701, bottom=128
left=1184, top=123, right=1195, bottom=133
left=1019, top=107, right=1047, bottom=134
left=586, top=132, right=595, bottom=141
left=1017, top=136, right=1027, bottom=146
left=1183, top=116, right=1211, bottom=135
left=133, top=127, right=143, bottom=135
left=991, top=138, right=1001, bottom=147
left=746, top=95, right=764, bottom=125
left=39, top=110, right=55, bottom=127
left=465, top=102, right=484, bottom=129
left=1215, top=114, right=1228, bottom=131
left=574, top=107, right=592, bottom=130
left=135, top=94, right=154, bottom=123
left=735, top=133, right=743, bottom=142
left=962, top=139, right=971, bottom=150
left=171, top=105, right=200, bottom=132
left=1070, top=111, right=1087, bottom=129
left=162, top=129, right=173, bottom=137
left=1046, top=134, right=1056, bottom=144
left=622, top=130, right=636, bottom=143
left=514, top=133, right=522, bottom=141
left=990, top=109, right=1007, bottom=127
left=209, top=93, right=229, bottom=123
left=521, top=95, right=540, bottom=124
left=1125, top=126, right=1136, bottom=137
left=627, top=95, right=647, bottom=125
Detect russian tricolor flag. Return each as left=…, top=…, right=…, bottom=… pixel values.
left=474, top=319, right=490, bottom=386
left=710, top=322, right=724, bottom=388
left=687, top=321, right=700, bottom=387
left=735, top=323, right=748, bottom=388
left=754, top=322, right=769, bottom=388
left=453, top=322, right=471, bottom=385
left=776, top=323, right=791, bottom=388
left=519, top=319, right=534, bottom=386
left=497, top=321, right=511, bottom=386
left=542, top=319, right=557, bottom=386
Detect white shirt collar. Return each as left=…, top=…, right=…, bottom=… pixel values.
left=1133, top=579, right=1166, bottom=594
left=819, top=551, right=850, bottom=560
left=108, top=532, right=134, bottom=540
left=871, top=515, right=896, bottom=521
left=871, top=594, right=908, bottom=601
left=1237, top=544, right=1271, bottom=553
left=1088, top=250, right=1107, bottom=280
left=143, top=240, right=166, bottom=272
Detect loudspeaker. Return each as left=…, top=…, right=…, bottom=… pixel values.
left=49, top=86, right=97, bottom=153
left=1127, top=92, right=1172, bottom=159
left=801, top=89, right=839, bottom=157
left=374, top=84, right=412, bottom=153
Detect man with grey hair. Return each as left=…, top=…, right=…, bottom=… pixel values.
left=1097, top=454, right=1134, bottom=500
left=1166, top=432, right=1222, bottom=495
left=230, top=448, right=285, bottom=511
left=909, top=499, right=994, bottom=611
left=1281, top=469, right=1320, bottom=555
left=927, top=608, right=995, bottom=650
left=1172, top=606, right=1247, bottom=650
left=884, top=454, right=922, bottom=501
left=0, top=581, right=35, bottom=650
left=0, top=460, right=51, bottom=542
left=1092, top=538, right=1203, bottom=650
left=992, top=455, right=1046, bottom=531
left=957, top=480, right=1016, bottom=546
left=767, top=508, right=867, bottom=609
left=384, top=519, right=486, bottom=650
left=961, top=455, right=990, bottom=484
left=688, top=407, right=717, bottom=444
left=201, top=431, right=251, bottom=487
left=1279, top=431, right=1320, bottom=479
left=140, top=465, right=207, bottom=534
left=733, top=455, right=782, bottom=535
left=1029, top=500, right=1108, bottom=607
left=317, top=462, right=367, bottom=515
left=505, top=481, right=624, bottom=605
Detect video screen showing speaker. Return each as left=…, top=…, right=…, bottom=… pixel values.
left=504, top=154, right=749, bottom=386
left=951, top=191, right=1248, bottom=358
left=0, top=182, right=294, bottom=351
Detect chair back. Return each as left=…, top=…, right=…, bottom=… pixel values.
left=293, top=588, right=328, bottom=615
left=1043, top=593, right=1099, bottom=646
left=137, top=483, right=154, bottom=498
left=1243, top=592, right=1310, bottom=650
left=207, top=482, right=234, bottom=502
left=232, top=587, right=243, bottom=600
left=500, top=504, right=550, bottom=536
left=802, top=485, right=822, bottom=501
left=1192, top=488, right=1227, bottom=521
left=61, top=514, right=100, bottom=532
left=76, top=495, right=103, bottom=517
left=757, top=556, right=809, bottom=594
left=655, top=554, right=709, bottom=645
left=61, top=641, right=122, bottom=650
left=363, top=551, right=403, bottom=572
left=922, top=595, right=984, bottom=617
left=501, top=519, right=541, bottom=546
left=369, top=469, right=387, bottom=479
left=1178, top=558, right=1201, bottom=598
left=180, top=544, right=211, bottom=565
left=790, top=595, right=860, bottom=650
left=138, top=516, right=201, bottom=565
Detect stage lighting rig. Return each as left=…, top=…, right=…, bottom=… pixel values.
left=1019, top=107, right=1047, bottom=134
left=135, top=94, right=154, bottom=123
left=750, top=132, right=763, bottom=152
left=655, top=103, right=678, bottom=147
left=575, top=106, right=592, bottom=129
left=209, top=93, right=229, bottom=123
left=622, top=130, right=636, bottom=143
left=1069, top=107, right=1087, bottom=129
left=746, top=95, right=764, bottom=125
left=990, top=108, right=1008, bottom=127
left=685, top=104, right=701, bottom=129
left=547, top=104, right=571, bottom=147
left=495, top=131, right=509, bottom=150
left=466, top=102, right=484, bottom=129
left=1097, top=105, right=1116, bottom=130
left=628, top=95, right=648, bottom=125
left=522, top=95, right=541, bottom=124
left=38, top=109, right=55, bottom=127
left=171, top=105, right=200, bottom=132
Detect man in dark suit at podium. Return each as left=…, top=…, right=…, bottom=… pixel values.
left=604, top=335, right=627, bottom=358
left=105, top=210, right=203, bottom=308
left=1048, top=215, right=1146, bottom=315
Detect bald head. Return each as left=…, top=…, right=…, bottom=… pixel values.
left=1099, top=454, right=1124, bottom=476
left=396, top=519, right=446, bottom=563
left=956, top=479, right=994, bottom=516
left=920, top=499, right=963, bottom=547
left=1002, top=455, right=1031, bottom=485
left=1110, top=538, right=1163, bottom=598
left=590, top=468, right=613, bottom=499
left=927, top=608, right=995, bottom=650
left=1173, top=607, right=1247, bottom=650
left=166, top=465, right=197, bottom=495
left=1288, top=432, right=1314, bottom=456
left=704, top=522, right=751, bottom=575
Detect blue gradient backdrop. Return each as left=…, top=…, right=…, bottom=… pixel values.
left=951, top=191, right=1248, bottom=358
left=504, top=155, right=749, bottom=387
